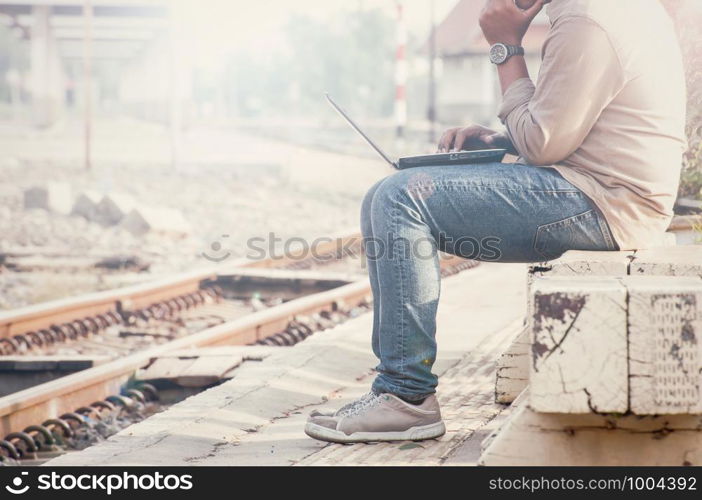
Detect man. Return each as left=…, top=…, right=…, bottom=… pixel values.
left=305, top=0, right=686, bottom=443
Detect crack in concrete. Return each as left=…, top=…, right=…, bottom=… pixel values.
left=438, top=408, right=505, bottom=465
left=540, top=306, right=583, bottom=365
left=183, top=440, right=236, bottom=463
left=102, top=431, right=171, bottom=462
left=291, top=442, right=332, bottom=465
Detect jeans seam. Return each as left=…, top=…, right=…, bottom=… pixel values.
left=417, top=180, right=582, bottom=194
left=533, top=209, right=620, bottom=260
left=533, top=209, right=596, bottom=259
left=594, top=209, right=617, bottom=251
left=391, top=205, right=407, bottom=388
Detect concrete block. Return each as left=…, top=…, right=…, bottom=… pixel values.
left=626, top=276, right=702, bottom=414
left=529, top=276, right=628, bottom=413
left=119, top=206, right=191, bottom=237
left=527, top=251, right=631, bottom=309
left=530, top=250, right=634, bottom=277
left=495, top=251, right=633, bottom=405
left=137, top=353, right=245, bottom=388
left=479, top=397, right=702, bottom=466
left=96, top=194, right=136, bottom=226
left=494, top=324, right=529, bottom=404
left=23, top=182, right=72, bottom=214
left=71, top=190, right=102, bottom=221
left=630, top=247, right=702, bottom=278
left=526, top=250, right=632, bottom=328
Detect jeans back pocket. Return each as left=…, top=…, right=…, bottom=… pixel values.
left=534, top=209, right=617, bottom=261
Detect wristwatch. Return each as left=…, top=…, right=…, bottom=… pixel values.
left=489, top=43, right=525, bottom=65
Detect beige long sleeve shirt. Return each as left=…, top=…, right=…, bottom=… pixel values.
left=498, top=0, right=687, bottom=250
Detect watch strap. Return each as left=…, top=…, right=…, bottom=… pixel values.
left=507, top=45, right=525, bottom=58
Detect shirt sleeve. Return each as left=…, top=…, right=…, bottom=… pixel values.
left=497, top=16, right=626, bottom=166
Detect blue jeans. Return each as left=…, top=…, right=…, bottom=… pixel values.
left=360, top=162, right=618, bottom=401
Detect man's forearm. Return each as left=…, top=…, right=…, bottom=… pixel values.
left=496, top=55, right=530, bottom=95
left=478, top=0, right=543, bottom=93
left=476, top=0, right=545, bottom=156
left=493, top=52, right=531, bottom=157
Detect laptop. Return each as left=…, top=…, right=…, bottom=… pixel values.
left=325, top=93, right=506, bottom=170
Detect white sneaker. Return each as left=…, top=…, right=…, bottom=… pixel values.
left=305, top=392, right=445, bottom=443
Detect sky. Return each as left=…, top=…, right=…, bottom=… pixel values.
left=173, top=0, right=459, bottom=69
left=177, top=0, right=458, bottom=37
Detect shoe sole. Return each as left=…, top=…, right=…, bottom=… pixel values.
left=304, top=421, right=446, bottom=443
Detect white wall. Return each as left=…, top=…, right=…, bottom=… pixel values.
left=437, top=52, right=542, bottom=126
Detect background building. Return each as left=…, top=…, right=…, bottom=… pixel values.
left=432, top=0, right=549, bottom=125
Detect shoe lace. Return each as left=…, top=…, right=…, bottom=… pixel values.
left=343, top=392, right=383, bottom=417
left=334, top=392, right=374, bottom=416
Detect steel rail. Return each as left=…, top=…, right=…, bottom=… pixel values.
left=0, top=270, right=216, bottom=339
left=0, top=280, right=370, bottom=436
left=0, top=231, right=363, bottom=340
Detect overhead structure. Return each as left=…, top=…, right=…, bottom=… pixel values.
left=0, top=0, right=170, bottom=128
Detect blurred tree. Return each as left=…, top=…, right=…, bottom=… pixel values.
left=223, top=8, right=395, bottom=120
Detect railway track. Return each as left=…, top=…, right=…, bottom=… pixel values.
left=0, top=231, right=365, bottom=352
left=0, top=231, right=478, bottom=464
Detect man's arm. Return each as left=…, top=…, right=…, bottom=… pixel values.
left=497, top=17, right=626, bottom=165
left=450, top=0, right=543, bottom=156
left=479, top=0, right=545, bottom=93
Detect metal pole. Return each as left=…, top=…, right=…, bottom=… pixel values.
left=427, top=0, right=437, bottom=145
left=169, top=5, right=178, bottom=171
left=394, top=1, right=407, bottom=140
left=83, top=0, right=93, bottom=170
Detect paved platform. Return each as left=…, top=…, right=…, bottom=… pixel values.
left=47, top=263, right=527, bottom=466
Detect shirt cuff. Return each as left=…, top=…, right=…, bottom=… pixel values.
left=497, top=78, right=536, bottom=124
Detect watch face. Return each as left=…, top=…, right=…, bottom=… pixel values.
left=490, top=44, right=508, bottom=64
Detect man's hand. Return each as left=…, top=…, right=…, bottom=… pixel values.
left=437, top=125, right=516, bottom=154
left=479, top=0, right=545, bottom=46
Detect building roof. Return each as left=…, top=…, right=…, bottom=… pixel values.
left=431, top=0, right=549, bottom=56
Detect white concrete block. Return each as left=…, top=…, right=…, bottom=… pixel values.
left=626, top=276, right=702, bottom=414
left=526, top=251, right=632, bottom=331
left=23, top=182, right=72, bottom=214
left=479, top=398, right=702, bottom=466
left=71, top=190, right=102, bottom=221
left=531, top=250, right=633, bottom=277
left=119, top=206, right=191, bottom=237
left=96, top=193, right=136, bottom=226
left=495, top=251, right=633, bottom=405
left=495, top=324, right=529, bottom=404
left=529, top=276, right=628, bottom=413
left=630, top=247, right=702, bottom=278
